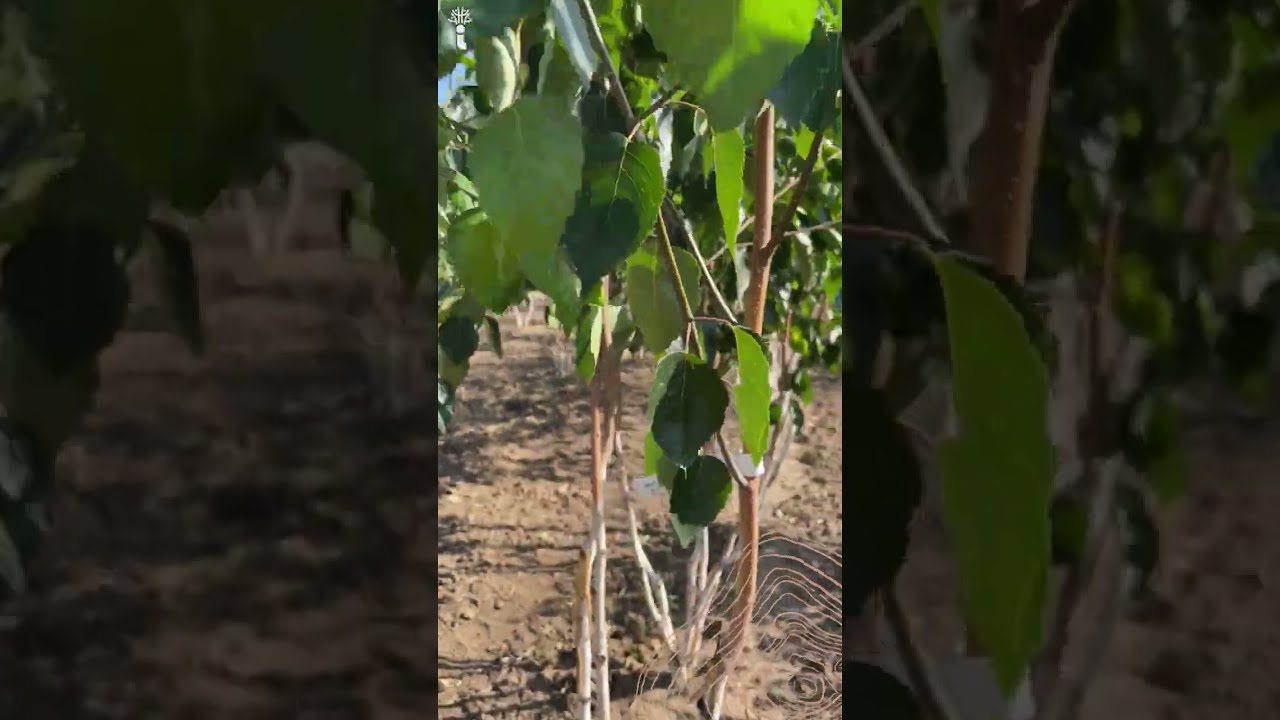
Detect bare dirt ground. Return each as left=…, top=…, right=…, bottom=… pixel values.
left=0, top=218, right=437, bottom=720
left=438, top=321, right=844, bottom=719
left=442, top=317, right=1280, bottom=719
left=0, top=209, right=1273, bottom=719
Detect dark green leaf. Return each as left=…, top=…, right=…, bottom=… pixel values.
left=651, top=355, right=729, bottom=467
left=625, top=246, right=701, bottom=353
left=575, top=304, right=620, bottom=382
left=647, top=350, right=686, bottom=422
left=847, top=388, right=923, bottom=615
left=1, top=223, right=129, bottom=374
left=438, top=379, right=456, bottom=434
left=439, top=316, right=481, bottom=365
left=0, top=316, right=99, bottom=452
left=485, top=314, right=504, bottom=357
left=643, top=430, right=681, bottom=490
left=767, top=22, right=841, bottom=132
left=39, top=0, right=264, bottom=210
left=1050, top=494, right=1087, bottom=566
left=669, top=454, right=732, bottom=526
left=258, top=0, right=437, bottom=287
left=1116, top=483, right=1159, bottom=598
left=146, top=220, right=204, bottom=354
left=846, top=662, right=921, bottom=720
left=562, top=133, right=665, bottom=289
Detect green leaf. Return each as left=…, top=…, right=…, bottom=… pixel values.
left=712, top=127, right=745, bottom=259
left=35, top=141, right=150, bottom=250
left=919, top=0, right=940, bottom=40
left=792, top=123, right=817, bottom=159
left=0, top=316, right=99, bottom=453
left=1224, top=89, right=1280, bottom=190
left=0, top=153, right=80, bottom=248
left=520, top=249, right=583, bottom=328
left=39, top=0, right=263, bottom=210
left=447, top=209, right=524, bottom=313
left=538, top=35, right=582, bottom=100
left=642, top=0, right=822, bottom=130
left=591, top=0, right=627, bottom=72
left=485, top=314, right=504, bottom=357
left=651, top=354, right=729, bottom=467
left=0, top=223, right=129, bottom=375
left=575, top=304, right=621, bottom=382
left=438, top=348, right=470, bottom=388
left=258, top=0, right=436, bottom=287
left=562, top=133, right=665, bottom=290
left=438, top=379, right=456, bottom=434
left=933, top=255, right=1053, bottom=696
left=549, top=0, right=600, bottom=82
left=845, top=663, right=921, bottom=719
left=643, top=430, right=681, bottom=490
left=647, top=350, right=686, bottom=421
left=1050, top=495, right=1087, bottom=566
left=470, top=95, right=585, bottom=315
left=767, top=22, right=840, bottom=132
left=669, top=515, right=701, bottom=549
left=474, top=30, right=521, bottom=112
left=731, top=326, right=770, bottom=464
left=440, top=316, right=481, bottom=365
left=0, top=523, right=25, bottom=596
left=847, top=388, right=924, bottom=615
left=1143, top=395, right=1188, bottom=506
left=146, top=220, right=205, bottom=354
left=670, top=454, right=733, bottom=526
left=625, top=247, right=701, bottom=353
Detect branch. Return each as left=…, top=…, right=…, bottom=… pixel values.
left=586, top=273, right=617, bottom=720
left=574, top=0, right=635, bottom=127
left=851, top=1, right=914, bottom=55
left=665, top=198, right=738, bottom=323
left=734, top=179, right=801, bottom=239
left=844, top=223, right=933, bottom=253
left=691, top=103, right=773, bottom=710
left=884, top=586, right=966, bottom=720
left=785, top=219, right=841, bottom=237
left=715, top=432, right=752, bottom=491
left=968, top=0, right=1076, bottom=280
left=656, top=209, right=705, bottom=358
left=1035, top=201, right=1123, bottom=704
left=1022, top=0, right=1080, bottom=41
left=615, top=431, right=681, bottom=658
left=634, top=86, right=682, bottom=127
left=767, top=126, right=826, bottom=254
left=841, top=49, right=949, bottom=243
left=1036, top=516, right=1126, bottom=720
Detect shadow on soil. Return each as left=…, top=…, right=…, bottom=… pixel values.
left=0, top=245, right=436, bottom=720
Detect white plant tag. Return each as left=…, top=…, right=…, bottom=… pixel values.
left=631, top=450, right=763, bottom=499
left=705, top=448, right=764, bottom=478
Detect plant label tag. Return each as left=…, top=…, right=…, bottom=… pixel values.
left=705, top=449, right=764, bottom=478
